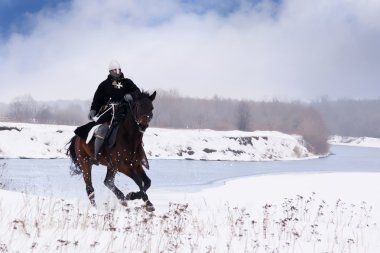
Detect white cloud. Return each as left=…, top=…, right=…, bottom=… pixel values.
left=0, top=0, right=379, bottom=102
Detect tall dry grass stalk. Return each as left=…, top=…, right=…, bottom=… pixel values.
left=0, top=162, right=9, bottom=189
left=0, top=191, right=376, bottom=253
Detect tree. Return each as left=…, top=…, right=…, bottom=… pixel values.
left=35, top=105, right=54, bottom=124
left=236, top=101, right=250, bottom=131
left=7, top=94, right=38, bottom=122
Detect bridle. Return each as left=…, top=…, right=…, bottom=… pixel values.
left=125, top=99, right=150, bottom=133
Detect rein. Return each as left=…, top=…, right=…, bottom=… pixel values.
left=126, top=100, right=146, bottom=133
left=94, top=101, right=136, bottom=128
left=92, top=103, right=117, bottom=124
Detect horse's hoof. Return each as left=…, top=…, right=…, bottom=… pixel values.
left=120, top=200, right=128, bottom=206
left=90, top=200, right=97, bottom=208
left=145, top=204, right=155, bottom=212
left=145, top=201, right=155, bottom=212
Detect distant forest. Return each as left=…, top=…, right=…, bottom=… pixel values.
left=1, top=92, right=379, bottom=154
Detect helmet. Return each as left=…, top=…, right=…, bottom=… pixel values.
left=108, top=60, right=121, bottom=71
left=108, top=60, right=122, bottom=79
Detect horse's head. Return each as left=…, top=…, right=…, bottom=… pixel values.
left=131, top=91, right=156, bottom=133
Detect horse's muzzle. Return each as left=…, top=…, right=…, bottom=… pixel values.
left=138, top=124, right=149, bottom=133
left=136, top=115, right=152, bottom=132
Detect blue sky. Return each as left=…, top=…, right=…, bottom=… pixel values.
left=0, top=0, right=280, bottom=38
left=0, top=0, right=71, bottom=38
left=0, top=0, right=379, bottom=102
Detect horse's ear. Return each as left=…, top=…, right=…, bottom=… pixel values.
left=150, top=91, right=157, bottom=101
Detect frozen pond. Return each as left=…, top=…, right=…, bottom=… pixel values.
left=2, top=145, right=380, bottom=200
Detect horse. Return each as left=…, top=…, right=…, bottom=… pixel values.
left=66, top=91, right=156, bottom=211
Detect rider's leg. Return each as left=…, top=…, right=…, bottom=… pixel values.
left=94, top=124, right=109, bottom=158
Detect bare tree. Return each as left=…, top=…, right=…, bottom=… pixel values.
left=55, top=104, right=86, bottom=125
left=7, top=94, right=38, bottom=122
left=236, top=101, right=250, bottom=131
left=35, top=105, right=54, bottom=124
left=312, top=98, right=380, bottom=138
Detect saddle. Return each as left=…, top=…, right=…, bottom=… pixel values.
left=74, top=122, right=119, bottom=149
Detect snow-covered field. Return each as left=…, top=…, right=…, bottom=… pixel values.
left=0, top=122, right=316, bottom=160
left=1, top=122, right=380, bottom=252
left=0, top=170, right=379, bottom=253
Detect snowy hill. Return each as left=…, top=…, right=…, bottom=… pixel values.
left=329, top=135, right=380, bottom=148
left=0, top=122, right=317, bottom=160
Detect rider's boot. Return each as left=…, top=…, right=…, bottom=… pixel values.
left=94, top=124, right=109, bottom=160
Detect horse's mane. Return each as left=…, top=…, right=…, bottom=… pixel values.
left=113, top=90, right=152, bottom=122
left=135, top=90, right=151, bottom=100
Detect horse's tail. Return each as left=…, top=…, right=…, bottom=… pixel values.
left=66, top=136, right=82, bottom=175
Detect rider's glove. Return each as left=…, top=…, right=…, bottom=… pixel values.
left=88, top=110, right=97, bottom=121
left=124, top=94, right=133, bottom=103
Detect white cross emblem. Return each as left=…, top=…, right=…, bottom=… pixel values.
left=113, top=81, right=123, bottom=89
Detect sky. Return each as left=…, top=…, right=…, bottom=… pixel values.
left=0, top=0, right=379, bottom=103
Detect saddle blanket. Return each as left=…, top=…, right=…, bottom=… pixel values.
left=74, top=122, right=118, bottom=149
left=74, top=121, right=97, bottom=140
left=86, top=124, right=101, bottom=144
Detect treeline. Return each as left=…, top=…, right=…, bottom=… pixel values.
left=0, top=95, right=89, bottom=125
left=152, top=90, right=329, bottom=154
left=2, top=92, right=379, bottom=154
left=312, top=98, right=380, bottom=138
left=0, top=92, right=329, bottom=154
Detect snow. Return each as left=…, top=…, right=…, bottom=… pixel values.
left=0, top=172, right=379, bottom=252
left=0, top=122, right=317, bottom=160
left=1, top=121, right=380, bottom=252
left=329, top=135, right=380, bottom=148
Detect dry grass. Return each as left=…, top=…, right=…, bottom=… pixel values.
left=0, top=191, right=377, bottom=253
left=0, top=162, right=9, bottom=189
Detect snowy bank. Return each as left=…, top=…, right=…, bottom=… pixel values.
left=0, top=122, right=316, bottom=160
left=329, top=135, right=380, bottom=148
left=0, top=172, right=379, bottom=253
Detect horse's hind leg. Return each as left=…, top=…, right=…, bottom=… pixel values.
left=104, top=167, right=127, bottom=206
left=79, top=159, right=96, bottom=207
left=140, top=169, right=151, bottom=192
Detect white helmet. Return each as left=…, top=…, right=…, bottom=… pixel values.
left=108, top=59, right=121, bottom=71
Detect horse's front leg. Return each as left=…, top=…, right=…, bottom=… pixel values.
left=138, top=168, right=151, bottom=192
left=139, top=169, right=154, bottom=211
left=125, top=166, right=154, bottom=212
left=104, top=167, right=127, bottom=206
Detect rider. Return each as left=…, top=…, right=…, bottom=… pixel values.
left=88, top=59, right=141, bottom=158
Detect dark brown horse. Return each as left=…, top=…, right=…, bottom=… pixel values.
left=66, top=91, right=156, bottom=211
